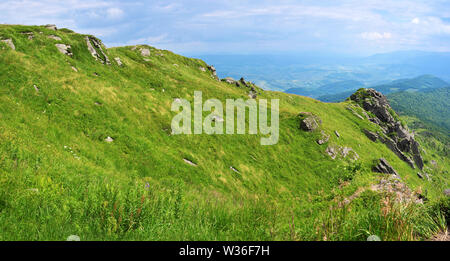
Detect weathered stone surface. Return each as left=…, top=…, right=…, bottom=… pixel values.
left=85, top=36, right=111, bottom=65
left=140, top=48, right=151, bottom=57
left=372, top=158, right=399, bottom=176
left=183, top=158, right=197, bottom=166
left=114, top=57, right=123, bottom=66
left=71, top=66, right=78, bottom=72
left=221, top=77, right=241, bottom=87
left=317, top=131, right=330, bottom=145
left=55, top=44, right=73, bottom=56
left=299, top=113, right=321, bottom=131
left=199, top=66, right=206, bottom=72
left=325, top=146, right=338, bottom=159
left=1, top=39, right=15, bottom=50
left=45, top=24, right=57, bottom=31
left=105, top=137, right=114, bottom=143
left=351, top=89, right=425, bottom=170
left=47, top=35, right=61, bottom=41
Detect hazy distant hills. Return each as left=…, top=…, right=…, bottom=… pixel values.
left=197, top=51, right=450, bottom=94
left=317, top=75, right=449, bottom=102
left=285, top=80, right=364, bottom=97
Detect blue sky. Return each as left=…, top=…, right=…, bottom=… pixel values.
left=1, top=0, right=450, bottom=55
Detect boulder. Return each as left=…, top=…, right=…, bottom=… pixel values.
left=334, top=130, right=340, bottom=138
left=114, top=57, right=123, bottom=66
left=55, top=44, right=73, bottom=56
left=183, top=158, right=197, bottom=167
left=85, top=36, right=111, bottom=65
left=105, top=136, right=114, bottom=143
left=207, top=65, right=219, bottom=80
left=372, top=158, right=399, bottom=176
left=45, top=24, right=57, bottom=31
left=299, top=113, right=321, bottom=131
left=0, top=39, right=15, bottom=50
left=199, top=67, right=206, bottom=72
left=325, top=146, right=338, bottom=159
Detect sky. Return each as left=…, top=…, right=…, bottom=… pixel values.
left=1, top=0, right=450, bottom=55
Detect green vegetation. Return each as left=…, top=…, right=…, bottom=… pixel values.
left=0, top=25, right=448, bottom=241
left=388, top=87, right=450, bottom=133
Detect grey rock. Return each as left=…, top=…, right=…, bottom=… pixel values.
left=85, top=36, right=111, bottom=65
left=334, top=130, right=340, bottom=138
left=1, top=39, right=15, bottom=50
left=45, top=24, right=57, bottom=31
left=372, top=158, right=399, bottom=176
left=47, top=35, right=61, bottom=41
left=317, top=131, right=330, bottom=145
left=55, top=44, right=73, bottom=56
left=299, top=113, right=321, bottom=131
left=33, top=85, right=39, bottom=92
left=114, top=57, right=123, bottom=66
left=183, top=158, right=197, bottom=167
left=105, top=136, right=114, bottom=143
left=71, top=66, right=78, bottom=72
left=325, top=146, right=338, bottom=159
left=199, top=66, right=206, bottom=72
left=444, top=189, right=450, bottom=196
left=140, top=48, right=151, bottom=57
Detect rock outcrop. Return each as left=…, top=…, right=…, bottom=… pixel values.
left=299, top=112, right=321, bottom=131
left=372, top=158, right=399, bottom=176
left=45, top=24, right=57, bottom=31
left=207, top=65, right=219, bottom=80
left=140, top=48, right=151, bottom=57
left=48, top=35, right=61, bottom=41
left=351, top=89, right=424, bottom=170
left=85, top=36, right=111, bottom=65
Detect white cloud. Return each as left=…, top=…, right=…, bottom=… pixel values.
left=412, top=17, right=420, bottom=24
left=360, top=32, right=392, bottom=40
left=127, top=34, right=169, bottom=46
left=106, top=7, right=124, bottom=19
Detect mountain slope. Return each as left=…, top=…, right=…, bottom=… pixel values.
left=387, top=87, right=450, bottom=133
left=0, top=25, right=448, bottom=241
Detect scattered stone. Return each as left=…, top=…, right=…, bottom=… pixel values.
left=248, top=91, right=257, bottom=99
left=71, top=66, right=78, bottom=72
left=334, top=130, right=340, bottom=138
left=183, top=158, right=197, bottom=167
left=371, top=177, right=423, bottom=204
left=47, top=35, right=61, bottom=41
left=45, top=24, right=57, bottom=31
left=417, top=172, right=424, bottom=179
left=27, top=188, right=39, bottom=193
left=372, top=158, right=398, bottom=176
left=199, top=66, right=206, bottom=72
left=0, top=39, right=15, bottom=50
left=317, top=131, right=330, bottom=145
left=299, top=112, right=321, bottom=131
left=230, top=166, right=240, bottom=173
left=221, top=77, right=241, bottom=87
left=105, top=136, right=114, bottom=143
left=444, top=189, right=450, bottom=196
left=55, top=44, right=73, bottom=56
left=325, top=146, right=338, bottom=159
left=340, top=147, right=359, bottom=161
left=33, top=85, right=39, bottom=92
left=173, top=64, right=179, bottom=67
left=140, top=48, right=151, bottom=57
left=21, top=32, right=34, bottom=40
left=144, top=58, right=150, bottom=62
left=367, top=235, right=381, bottom=241
left=430, top=160, right=437, bottom=167
left=66, top=235, right=80, bottom=241
left=114, top=57, right=123, bottom=66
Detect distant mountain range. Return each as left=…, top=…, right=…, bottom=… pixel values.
left=197, top=51, right=450, bottom=93
left=317, top=75, right=449, bottom=102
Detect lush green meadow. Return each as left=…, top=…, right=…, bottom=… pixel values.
left=0, top=25, right=448, bottom=241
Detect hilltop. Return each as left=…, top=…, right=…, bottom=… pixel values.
left=0, top=25, right=448, bottom=241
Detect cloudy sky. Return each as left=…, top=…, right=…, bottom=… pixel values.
left=1, top=0, right=450, bottom=55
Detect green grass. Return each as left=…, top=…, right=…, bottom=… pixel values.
left=0, top=25, right=448, bottom=241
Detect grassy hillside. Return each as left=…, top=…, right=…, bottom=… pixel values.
left=0, top=25, right=448, bottom=241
